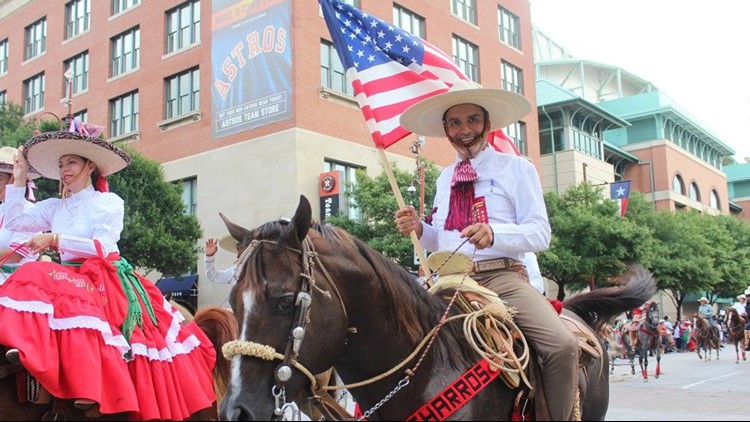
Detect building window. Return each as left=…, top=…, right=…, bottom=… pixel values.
left=23, top=73, right=45, bottom=114
left=166, top=67, right=200, bottom=119
left=0, top=91, right=6, bottom=105
left=498, top=6, right=520, bottom=50
left=181, top=177, right=197, bottom=215
left=452, top=35, right=479, bottom=82
left=320, top=40, right=353, bottom=96
left=342, top=0, right=360, bottom=7
left=74, top=109, right=87, bottom=122
left=111, top=27, right=140, bottom=77
left=393, top=4, right=425, bottom=38
left=709, top=190, right=720, bottom=210
left=65, top=0, right=91, bottom=39
left=112, top=0, right=140, bottom=15
left=25, top=18, right=47, bottom=60
left=166, top=0, right=201, bottom=54
left=501, top=60, right=523, bottom=94
left=324, top=160, right=362, bottom=221
left=672, top=174, right=684, bottom=195
left=64, top=51, right=89, bottom=96
left=0, top=39, right=8, bottom=74
left=109, top=91, right=139, bottom=137
left=689, top=182, right=700, bottom=202
left=451, top=0, right=476, bottom=25
left=504, top=121, right=527, bottom=156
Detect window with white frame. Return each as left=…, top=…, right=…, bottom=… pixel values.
left=166, top=67, right=200, bottom=119
left=451, top=0, right=476, bottom=25
left=74, top=109, right=87, bottom=122
left=25, top=18, right=47, bottom=60
left=672, top=174, right=684, bottom=195
left=504, top=121, right=527, bottom=156
left=111, top=27, right=140, bottom=77
left=320, top=40, right=353, bottom=96
left=501, top=60, right=523, bottom=94
left=109, top=91, right=139, bottom=137
left=112, top=0, right=140, bottom=15
left=689, top=182, right=700, bottom=202
left=166, top=0, right=201, bottom=54
left=393, top=4, right=425, bottom=38
left=0, top=39, right=8, bottom=75
left=23, top=73, right=45, bottom=114
left=452, top=35, right=479, bottom=82
left=342, top=0, right=360, bottom=7
left=324, top=160, right=362, bottom=221
left=65, top=0, right=90, bottom=39
left=0, top=91, right=7, bottom=105
left=64, top=51, right=89, bottom=96
left=498, top=6, right=520, bottom=50
left=181, top=177, right=197, bottom=215
left=709, top=190, right=720, bottom=210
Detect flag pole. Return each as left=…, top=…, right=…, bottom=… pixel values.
left=376, top=147, right=432, bottom=280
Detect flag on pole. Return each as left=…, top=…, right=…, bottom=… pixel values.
left=610, top=180, right=632, bottom=217
left=319, top=0, right=469, bottom=148
left=487, top=129, right=521, bottom=156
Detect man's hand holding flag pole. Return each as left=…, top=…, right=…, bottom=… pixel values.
left=319, top=0, right=474, bottom=277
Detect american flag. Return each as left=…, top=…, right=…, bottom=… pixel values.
left=319, top=0, right=469, bottom=148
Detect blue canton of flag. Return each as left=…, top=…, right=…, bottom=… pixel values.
left=610, top=180, right=632, bottom=217
left=319, top=0, right=468, bottom=148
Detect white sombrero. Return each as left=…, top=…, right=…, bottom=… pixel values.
left=219, top=234, right=240, bottom=253
left=0, top=146, right=41, bottom=179
left=23, top=131, right=131, bottom=179
left=400, top=80, right=532, bottom=137
left=698, top=297, right=709, bottom=303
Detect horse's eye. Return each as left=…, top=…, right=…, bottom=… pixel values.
left=276, top=295, right=295, bottom=315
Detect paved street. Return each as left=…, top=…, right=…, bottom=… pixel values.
left=606, top=347, right=750, bottom=420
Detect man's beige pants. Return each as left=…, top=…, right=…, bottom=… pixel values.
left=473, top=268, right=577, bottom=421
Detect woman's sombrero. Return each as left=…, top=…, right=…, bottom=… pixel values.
left=0, top=146, right=41, bottom=179
left=400, top=80, right=532, bottom=137
left=23, top=131, right=131, bottom=179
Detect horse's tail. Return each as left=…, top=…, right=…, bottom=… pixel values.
left=563, top=268, right=656, bottom=334
left=193, top=306, right=238, bottom=407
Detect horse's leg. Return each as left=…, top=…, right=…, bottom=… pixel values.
left=654, top=342, right=661, bottom=379
left=639, top=345, right=648, bottom=381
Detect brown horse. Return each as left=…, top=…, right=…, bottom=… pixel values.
left=723, top=307, right=746, bottom=364
left=691, top=313, right=721, bottom=362
left=217, top=195, right=656, bottom=421
left=0, top=304, right=237, bottom=421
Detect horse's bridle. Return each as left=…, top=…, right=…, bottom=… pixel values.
left=221, top=236, right=349, bottom=418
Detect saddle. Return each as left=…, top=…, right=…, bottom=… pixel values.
left=425, top=252, right=603, bottom=389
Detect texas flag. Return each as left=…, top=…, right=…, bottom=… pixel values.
left=610, top=180, right=632, bottom=217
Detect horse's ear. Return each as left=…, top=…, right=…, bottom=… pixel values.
left=291, top=195, right=312, bottom=243
left=220, top=212, right=252, bottom=245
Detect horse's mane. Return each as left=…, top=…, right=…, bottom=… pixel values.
left=193, top=306, right=237, bottom=407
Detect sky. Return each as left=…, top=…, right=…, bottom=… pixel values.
left=529, top=0, right=750, bottom=162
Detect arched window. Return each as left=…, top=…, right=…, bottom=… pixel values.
left=673, top=174, right=684, bottom=195
left=689, top=182, right=700, bottom=202
left=710, top=190, right=720, bottom=210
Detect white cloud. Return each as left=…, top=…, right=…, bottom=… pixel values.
left=531, top=0, right=750, bottom=162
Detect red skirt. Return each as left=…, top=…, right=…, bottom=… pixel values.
left=0, top=258, right=216, bottom=420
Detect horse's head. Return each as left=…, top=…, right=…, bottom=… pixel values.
left=644, top=301, right=660, bottom=327
left=219, top=195, right=350, bottom=421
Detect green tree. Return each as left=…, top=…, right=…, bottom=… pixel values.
left=540, top=183, right=656, bottom=299
left=327, top=160, right=440, bottom=270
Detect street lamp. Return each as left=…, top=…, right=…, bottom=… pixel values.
left=63, top=68, right=74, bottom=129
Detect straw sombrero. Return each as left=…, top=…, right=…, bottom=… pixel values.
left=0, top=146, right=41, bottom=179
left=400, top=80, right=531, bottom=137
left=698, top=297, right=709, bottom=303
left=23, top=131, right=131, bottom=179
left=219, top=234, right=240, bottom=253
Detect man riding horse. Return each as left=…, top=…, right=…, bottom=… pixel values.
left=698, top=297, right=720, bottom=338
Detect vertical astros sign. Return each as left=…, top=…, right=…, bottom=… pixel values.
left=211, top=0, right=292, bottom=139
left=319, top=171, right=341, bottom=222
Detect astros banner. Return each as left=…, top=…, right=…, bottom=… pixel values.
left=211, top=0, right=292, bottom=139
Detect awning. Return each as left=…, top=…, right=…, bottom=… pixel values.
left=156, top=274, right=198, bottom=294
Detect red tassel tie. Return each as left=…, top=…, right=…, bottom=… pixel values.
left=445, top=159, right=477, bottom=231
left=96, top=174, right=109, bottom=192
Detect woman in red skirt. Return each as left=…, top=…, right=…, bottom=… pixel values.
left=0, top=129, right=216, bottom=420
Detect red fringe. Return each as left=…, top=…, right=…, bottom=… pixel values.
left=445, top=160, right=477, bottom=231
left=96, top=175, right=109, bottom=192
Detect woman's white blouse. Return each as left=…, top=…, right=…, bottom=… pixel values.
left=4, top=185, right=123, bottom=261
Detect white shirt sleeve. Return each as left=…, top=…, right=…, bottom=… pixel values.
left=205, top=255, right=237, bottom=284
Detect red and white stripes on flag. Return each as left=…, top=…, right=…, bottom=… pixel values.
left=487, top=129, right=521, bottom=156
left=320, top=0, right=469, bottom=148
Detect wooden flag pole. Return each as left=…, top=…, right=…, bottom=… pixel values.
left=376, top=147, right=432, bottom=279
